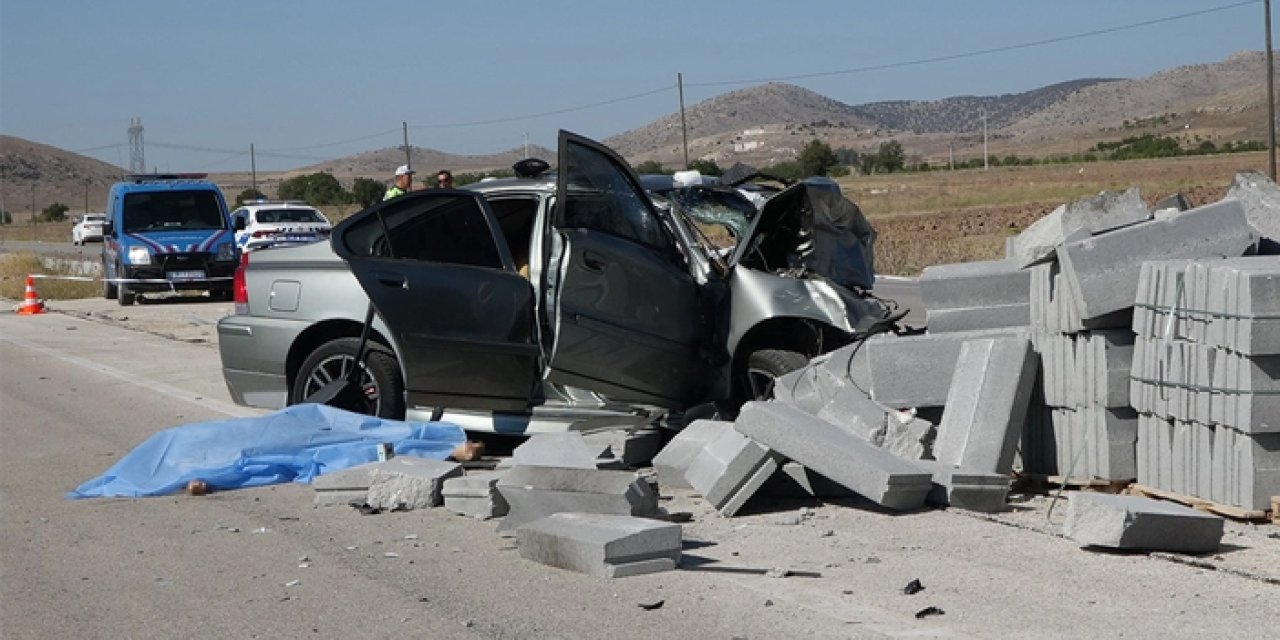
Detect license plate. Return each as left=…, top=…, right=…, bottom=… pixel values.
left=280, top=234, right=315, bottom=242
left=167, top=270, right=205, bottom=281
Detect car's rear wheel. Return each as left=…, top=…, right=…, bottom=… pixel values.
left=743, top=349, right=809, bottom=402
left=291, top=337, right=405, bottom=419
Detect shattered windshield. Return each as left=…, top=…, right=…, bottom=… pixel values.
left=659, top=186, right=757, bottom=249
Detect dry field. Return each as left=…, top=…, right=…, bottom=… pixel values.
left=2, top=151, right=1271, bottom=279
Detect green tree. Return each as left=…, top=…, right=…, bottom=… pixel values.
left=350, top=177, right=385, bottom=208
left=798, top=139, right=838, bottom=177
left=234, top=188, right=266, bottom=206
left=39, top=202, right=69, bottom=222
left=277, top=172, right=350, bottom=205
left=874, top=140, right=906, bottom=173
left=687, top=159, right=723, bottom=176
left=633, top=160, right=667, bottom=175
left=763, top=160, right=802, bottom=182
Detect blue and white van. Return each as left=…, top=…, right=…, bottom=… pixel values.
left=101, top=174, right=238, bottom=305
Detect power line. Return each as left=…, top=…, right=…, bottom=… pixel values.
left=408, top=85, right=673, bottom=130
left=688, top=0, right=1259, bottom=88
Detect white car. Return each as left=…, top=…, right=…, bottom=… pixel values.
left=230, top=200, right=332, bottom=252
left=71, top=213, right=107, bottom=245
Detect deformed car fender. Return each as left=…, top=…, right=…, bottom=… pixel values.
left=726, top=266, right=887, bottom=359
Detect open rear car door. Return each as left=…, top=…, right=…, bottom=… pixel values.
left=332, top=191, right=540, bottom=411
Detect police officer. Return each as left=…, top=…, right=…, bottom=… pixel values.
left=384, top=165, right=414, bottom=200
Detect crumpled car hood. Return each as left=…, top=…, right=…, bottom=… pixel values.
left=727, top=183, right=877, bottom=291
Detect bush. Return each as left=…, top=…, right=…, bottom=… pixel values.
left=39, top=202, right=69, bottom=222
left=350, top=177, right=384, bottom=208
left=277, top=172, right=350, bottom=205
left=234, top=188, right=266, bottom=205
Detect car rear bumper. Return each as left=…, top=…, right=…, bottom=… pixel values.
left=218, top=315, right=305, bottom=408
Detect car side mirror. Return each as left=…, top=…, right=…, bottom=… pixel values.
left=103, top=221, right=114, bottom=237
left=233, top=218, right=246, bottom=231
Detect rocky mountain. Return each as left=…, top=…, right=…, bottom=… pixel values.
left=0, top=135, right=126, bottom=218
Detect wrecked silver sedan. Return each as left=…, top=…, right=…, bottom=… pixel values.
left=217, top=130, right=899, bottom=433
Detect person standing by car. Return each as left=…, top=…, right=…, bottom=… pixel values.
left=384, top=165, right=415, bottom=200
left=435, top=170, right=454, bottom=189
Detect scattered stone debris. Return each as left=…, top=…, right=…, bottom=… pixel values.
left=903, top=579, right=925, bottom=595
left=915, top=606, right=945, bottom=619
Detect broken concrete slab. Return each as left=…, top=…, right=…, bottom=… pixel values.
left=1063, top=492, right=1223, bottom=553
left=758, top=461, right=857, bottom=499
left=1056, top=198, right=1254, bottom=322
left=494, top=466, right=661, bottom=536
left=734, top=402, right=933, bottom=511
left=920, top=258, right=1032, bottom=312
left=364, top=457, right=463, bottom=511
left=582, top=428, right=664, bottom=469
left=651, top=420, right=733, bottom=490
left=313, top=461, right=380, bottom=505
left=1225, top=170, right=1280, bottom=252
left=516, top=512, right=681, bottom=578
left=926, top=303, right=1031, bottom=333
left=934, top=337, right=1038, bottom=474
left=684, top=427, right=783, bottom=517
left=1010, top=188, right=1152, bottom=267
left=513, top=432, right=612, bottom=470
left=442, top=471, right=509, bottom=520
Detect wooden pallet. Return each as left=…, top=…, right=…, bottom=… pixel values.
left=1126, top=483, right=1274, bottom=523
left=1016, top=473, right=1132, bottom=494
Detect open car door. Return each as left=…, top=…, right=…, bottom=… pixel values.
left=332, top=190, right=539, bottom=411
left=542, top=131, right=711, bottom=408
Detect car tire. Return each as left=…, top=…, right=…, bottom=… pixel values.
left=743, top=349, right=809, bottom=402
left=117, top=277, right=135, bottom=306
left=103, top=265, right=118, bottom=300
left=290, top=337, right=405, bottom=419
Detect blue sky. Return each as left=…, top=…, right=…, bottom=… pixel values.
left=0, top=0, right=1267, bottom=171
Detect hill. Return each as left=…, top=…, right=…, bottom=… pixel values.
left=2, top=50, right=1271, bottom=212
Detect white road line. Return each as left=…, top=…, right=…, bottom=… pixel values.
left=0, top=333, right=261, bottom=419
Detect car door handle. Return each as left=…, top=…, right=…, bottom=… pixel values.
left=582, top=251, right=606, bottom=272
left=374, top=271, right=406, bottom=288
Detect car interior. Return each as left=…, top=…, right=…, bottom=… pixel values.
left=485, top=196, right=538, bottom=278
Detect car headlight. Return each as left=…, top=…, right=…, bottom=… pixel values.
left=128, top=246, right=152, bottom=265
left=216, top=242, right=237, bottom=262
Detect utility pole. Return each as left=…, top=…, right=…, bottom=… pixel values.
left=981, top=109, right=989, bottom=171
left=402, top=121, right=411, bottom=170
left=948, top=141, right=954, bottom=171
left=1267, top=0, right=1276, bottom=180
left=84, top=180, right=90, bottom=213
left=678, top=73, right=690, bottom=170
left=523, top=132, right=530, bottom=159
left=250, top=143, right=258, bottom=194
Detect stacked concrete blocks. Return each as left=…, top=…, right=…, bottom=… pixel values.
left=1225, top=170, right=1280, bottom=250
left=734, top=401, right=933, bottom=511
left=516, top=513, right=682, bottom=578
left=1063, top=492, right=1223, bottom=553
left=1130, top=256, right=1280, bottom=510
left=1008, top=187, right=1152, bottom=267
left=494, top=466, right=661, bottom=536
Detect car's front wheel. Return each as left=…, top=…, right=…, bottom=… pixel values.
left=290, top=337, right=405, bottom=419
left=743, top=348, right=809, bottom=402
left=102, top=266, right=118, bottom=300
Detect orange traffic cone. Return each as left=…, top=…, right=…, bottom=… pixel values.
left=16, top=275, right=45, bottom=315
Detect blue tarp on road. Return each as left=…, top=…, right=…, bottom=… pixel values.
left=69, top=404, right=467, bottom=499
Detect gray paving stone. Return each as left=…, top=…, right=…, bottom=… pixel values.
left=1063, top=492, right=1223, bottom=553
left=856, top=328, right=1031, bottom=409
left=442, top=471, right=509, bottom=520
left=815, top=387, right=889, bottom=443
left=920, top=258, right=1031, bottom=310
left=934, top=337, right=1038, bottom=474
left=1056, top=199, right=1254, bottom=322
left=513, top=432, right=611, bottom=469
left=758, top=461, right=857, bottom=499
left=363, top=457, right=463, bottom=511
left=651, top=420, right=733, bottom=490
left=582, top=428, right=665, bottom=469
left=926, top=303, right=1031, bottom=333
left=312, top=461, right=381, bottom=491
left=684, top=427, right=782, bottom=515
left=913, top=459, right=1010, bottom=512
left=1010, top=188, right=1151, bottom=267
left=734, top=402, right=933, bottom=511
left=516, top=513, right=681, bottom=578
left=494, top=466, right=660, bottom=536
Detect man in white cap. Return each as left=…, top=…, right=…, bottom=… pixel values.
left=383, top=165, right=415, bottom=200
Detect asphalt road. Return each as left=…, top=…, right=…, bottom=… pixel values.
left=2, top=299, right=1278, bottom=639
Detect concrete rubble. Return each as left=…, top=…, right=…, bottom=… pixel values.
left=442, top=471, right=509, bottom=520
left=494, top=465, right=662, bottom=536
left=364, top=457, right=463, bottom=511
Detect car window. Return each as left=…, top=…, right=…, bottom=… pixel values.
left=122, top=191, right=226, bottom=233
left=561, top=138, right=670, bottom=252
left=660, top=187, right=757, bottom=249
left=341, top=196, right=504, bottom=270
